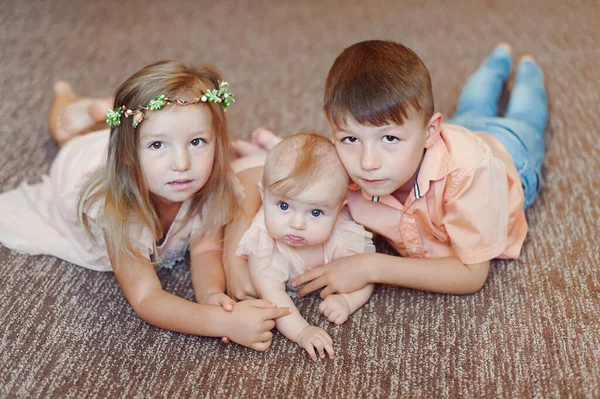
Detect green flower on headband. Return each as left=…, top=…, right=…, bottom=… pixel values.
left=219, top=82, right=235, bottom=108
left=106, top=107, right=123, bottom=128
left=202, top=89, right=222, bottom=104
left=147, top=94, right=166, bottom=110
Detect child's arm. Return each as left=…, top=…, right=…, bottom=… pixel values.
left=108, top=242, right=291, bottom=351
left=318, top=284, right=374, bottom=325
left=249, top=256, right=335, bottom=360
left=222, top=167, right=263, bottom=300
left=294, top=253, right=490, bottom=297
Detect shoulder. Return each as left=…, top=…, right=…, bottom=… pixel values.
left=440, top=123, right=498, bottom=171
left=326, top=207, right=376, bottom=259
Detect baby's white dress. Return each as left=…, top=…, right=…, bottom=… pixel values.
left=236, top=207, right=376, bottom=292
left=0, top=129, right=220, bottom=271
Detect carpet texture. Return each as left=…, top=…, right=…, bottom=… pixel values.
left=1, top=0, right=599, bottom=397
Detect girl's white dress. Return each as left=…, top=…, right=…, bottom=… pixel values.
left=0, top=129, right=220, bottom=271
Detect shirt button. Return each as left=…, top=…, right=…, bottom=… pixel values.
left=402, top=216, right=410, bottom=222
left=411, top=246, right=417, bottom=252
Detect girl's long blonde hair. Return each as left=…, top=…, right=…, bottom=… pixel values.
left=78, top=61, right=238, bottom=263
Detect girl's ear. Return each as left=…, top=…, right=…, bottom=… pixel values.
left=425, top=112, right=443, bottom=148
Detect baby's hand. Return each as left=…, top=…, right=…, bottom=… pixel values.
left=318, top=294, right=352, bottom=325
left=205, top=292, right=236, bottom=312
left=295, top=325, right=334, bottom=361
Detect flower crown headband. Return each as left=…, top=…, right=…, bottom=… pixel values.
left=106, top=80, right=235, bottom=129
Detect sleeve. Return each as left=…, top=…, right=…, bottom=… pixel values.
left=189, top=215, right=223, bottom=253
left=443, top=157, right=509, bottom=264
left=329, top=208, right=376, bottom=260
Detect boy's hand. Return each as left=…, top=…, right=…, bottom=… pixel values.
left=293, top=254, right=370, bottom=298
left=318, top=294, right=352, bottom=325
left=225, top=299, right=291, bottom=351
left=295, top=325, right=334, bottom=361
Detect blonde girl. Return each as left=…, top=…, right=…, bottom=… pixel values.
left=0, top=61, right=290, bottom=350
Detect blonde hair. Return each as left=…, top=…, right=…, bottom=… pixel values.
left=78, top=60, right=238, bottom=263
left=263, top=133, right=349, bottom=204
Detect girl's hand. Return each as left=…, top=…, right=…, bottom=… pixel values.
left=293, top=254, right=370, bottom=298
left=295, top=325, right=335, bottom=361
left=205, top=292, right=235, bottom=312
left=225, top=299, right=291, bottom=351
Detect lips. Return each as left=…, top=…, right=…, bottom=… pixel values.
left=167, top=179, right=194, bottom=190
left=285, top=235, right=305, bottom=244
left=360, top=178, right=386, bottom=184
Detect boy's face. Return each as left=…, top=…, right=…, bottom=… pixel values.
left=332, top=114, right=436, bottom=198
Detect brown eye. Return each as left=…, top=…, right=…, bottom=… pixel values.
left=150, top=141, right=164, bottom=150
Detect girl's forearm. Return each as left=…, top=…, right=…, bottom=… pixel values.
left=367, top=253, right=490, bottom=294
left=190, top=249, right=226, bottom=302
left=133, top=289, right=232, bottom=337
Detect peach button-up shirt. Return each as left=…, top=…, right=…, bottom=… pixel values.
left=346, top=124, right=527, bottom=265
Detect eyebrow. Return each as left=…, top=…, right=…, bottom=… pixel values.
left=140, top=130, right=209, bottom=140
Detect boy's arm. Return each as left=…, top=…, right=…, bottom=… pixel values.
left=294, top=253, right=490, bottom=297
left=222, top=166, right=263, bottom=300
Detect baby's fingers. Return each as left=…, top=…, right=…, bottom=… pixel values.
left=220, top=295, right=235, bottom=312
left=303, top=343, right=318, bottom=361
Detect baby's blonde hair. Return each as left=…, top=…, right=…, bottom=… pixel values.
left=78, top=61, right=238, bottom=264
left=263, top=133, right=349, bottom=204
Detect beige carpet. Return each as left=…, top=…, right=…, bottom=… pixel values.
left=1, top=0, right=599, bottom=397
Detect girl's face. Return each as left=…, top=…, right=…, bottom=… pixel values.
left=263, top=177, right=344, bottom=249
left=138, top=105, right=215, bottom=207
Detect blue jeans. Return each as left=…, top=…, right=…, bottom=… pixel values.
left=447, top=47, right=548, bottom=209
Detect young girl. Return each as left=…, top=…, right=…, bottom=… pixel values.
left=0, top=61, right=290, bottom=351
left=229, top=41, right=548, bottom=299
left=234, top=133, right=375, bottom=361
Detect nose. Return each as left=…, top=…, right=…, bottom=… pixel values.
left=360, top=145, right=380, bottom=171
left=289, top=213, right=306, bottom=230
left=171, top=148, right=191, bottom=172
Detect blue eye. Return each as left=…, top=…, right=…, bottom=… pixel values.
left=278, top=202, right=289, bottom=211
left=311, top=209, right=322, bottom=217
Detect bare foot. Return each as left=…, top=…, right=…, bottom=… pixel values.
left=251, top=128, right=283, bottom=151
left=49, top=81, right=112, bottom=147
left=230, top=139, right=268, bottom=158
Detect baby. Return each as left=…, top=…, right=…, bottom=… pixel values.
left=236, top=133, right=375, bottom=361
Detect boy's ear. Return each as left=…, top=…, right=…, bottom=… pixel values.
left=424, top=112, right=443, bottom=148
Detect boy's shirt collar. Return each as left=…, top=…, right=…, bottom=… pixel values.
left=350, top=127, right=458, bottom=208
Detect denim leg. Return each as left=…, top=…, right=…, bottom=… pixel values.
left=504, top=60, right=548, bottom=135
left=452, top=46, right=512, bottom=119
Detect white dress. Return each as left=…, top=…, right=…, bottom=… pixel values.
left=0, top=129, right=220, bottom=271
left=236, top=207, right=376, bottom=294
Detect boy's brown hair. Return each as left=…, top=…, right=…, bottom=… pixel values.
left=324, top=40, right=434, bottom=129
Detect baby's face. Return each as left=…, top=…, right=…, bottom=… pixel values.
left=263, top=177, right=345, bottom=249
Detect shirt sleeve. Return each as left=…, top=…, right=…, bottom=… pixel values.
left=442, top=157, right=509, bottom=264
